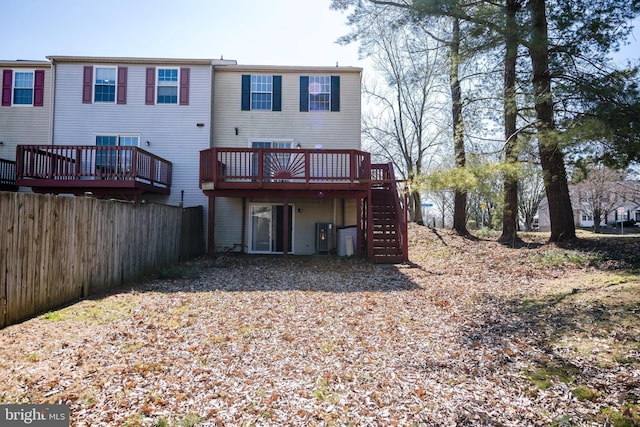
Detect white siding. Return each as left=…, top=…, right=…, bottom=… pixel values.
left=0, top=64, right=52, bottom=163
left=52, top=62, right=212, bottom=215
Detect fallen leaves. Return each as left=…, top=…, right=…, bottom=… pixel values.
left=0, top=225, right=638, bottom=425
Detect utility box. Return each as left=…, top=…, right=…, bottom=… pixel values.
left=337, top=225, right=358, bottom=257
left=315, top=223, right=334, bottom=254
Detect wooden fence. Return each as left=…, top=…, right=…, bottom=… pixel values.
left=0, top=192, right=204, bottom=328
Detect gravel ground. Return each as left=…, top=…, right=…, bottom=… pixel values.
left=0, top=225, right=638, bottom=426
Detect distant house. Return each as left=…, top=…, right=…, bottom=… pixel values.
left=0, top=60, right=52, bottom=191
left=535, top=181, right=640, bottom=232
left=570, top=181, right=640, bottom=228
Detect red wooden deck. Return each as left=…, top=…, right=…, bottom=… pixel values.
left=199, top=148, right=408, bottom=263
left=199, top=147, right=371, bottom=197
left=16, top=145, right=172, bottom=200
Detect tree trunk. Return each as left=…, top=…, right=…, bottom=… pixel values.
left=528, top=0, right=576, bottom=242
left=499, top=0, right=520, bottom=244
left=450, top=18, right=469, bottom=235
left=593, top=207, right=603, bottom=233
left=411, top=189, right=424, bottom=224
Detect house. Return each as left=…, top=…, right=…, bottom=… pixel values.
left=570, top=181, right=640, bottom=228
left=200, top=64, right=407, bottom=261
left=13, top=56, right=237, bottom=231
left=535, top=181, right=640, bottom=232
left=0, top=60, right=52, bottom=191
left=7, top=55, right=407, bottom=263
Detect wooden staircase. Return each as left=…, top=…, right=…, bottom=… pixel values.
left=369, top=164, right=408, bottom=264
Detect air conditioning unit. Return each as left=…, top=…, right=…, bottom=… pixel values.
left=316, top=223, right=334, bottom=254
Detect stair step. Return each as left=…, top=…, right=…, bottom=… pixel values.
left=373, top=255, right=406, bottom=264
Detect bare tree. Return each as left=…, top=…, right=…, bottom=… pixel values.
left=517, top=164, right=545, bottom=231
left=360, top=12, right=450, bottom=223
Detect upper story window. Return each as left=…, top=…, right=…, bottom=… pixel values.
left=308, top=76, right=331, bottom=111
left=94, top=67, right=116, bottom=103
left=157, top=68, right=178, bottom=104
left=13, top=71, right=34, bottom=105
left=241, top=74, right=282, bottom=111
left=2, top=69, right=45, bottom=107
left=83, top=66, right=127, bottom=105
left=145, top=67, right=189, bottom=106
left=299, top=75, right=340, bottom=112
left=251, top=75, right=273, bottom=110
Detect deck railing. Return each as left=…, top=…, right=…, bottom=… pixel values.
left=16, top=145, right=172, bottom=188
left=200, top=147, right=371, bottom=188
left=0, top=158, right=17, bottom=188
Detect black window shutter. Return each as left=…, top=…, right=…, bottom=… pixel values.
left=299, top=76, right=309, bottom=112
left=272, top=75, right=282, bottom=111
left=331, top=76, right=340, bottom=112
left=241, top=74, right=250, bottom=111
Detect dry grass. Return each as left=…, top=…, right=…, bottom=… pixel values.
left=0, top=225, right=639, bottom=426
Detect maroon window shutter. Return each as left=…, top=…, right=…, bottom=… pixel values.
left=145, top=67, right=155, bottom=105
left=82, top=66, right=93, bottom=103
left=179, top=67, right=190, bottom=105
left=33, top=70, right=45, bottom=107
left=117, top=66, right=127, bottom=104
left=2, top=69, right=12, bottom=106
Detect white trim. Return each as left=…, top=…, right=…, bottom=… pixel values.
left=249, top=74, right=273, bottom=110
left=92, top=132, right=141, bottom=146
left=156, top=67, right=180, bottom=105
left=93, top=65, right=117, bottom=104
left=11, top=69, right=35, bottom=106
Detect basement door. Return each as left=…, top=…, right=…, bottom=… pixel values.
left=249, top=204, right=294, bottom=253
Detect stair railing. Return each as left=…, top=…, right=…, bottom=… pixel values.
left=371, top=163, right=408, bottom=262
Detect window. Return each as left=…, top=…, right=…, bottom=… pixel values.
left=241, top=74, right=282, bottom=111
left=299, top=75, right=340, bottom=112
left=251, top=75, right=273, bottom=110
left=83, top=66, right=126, bottom=104
left=309, top=76, right=330, bottom=111
left=94, top=67, right=116, bottom=102
left=13, top=71, right=34, bottom=105
left=157, top=68, right=178, bottom=104
left=145, top=67, right=189, bottom=106
left=2, top=69, right=44, bottom=107
left=95, top=134, right=139, bottom=175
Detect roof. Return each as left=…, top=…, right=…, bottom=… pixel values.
left=47, top=56, right=217, bottom=66
left=0, top=60, right=51, bottom=68
left=213, top=64, right=363, bottom=74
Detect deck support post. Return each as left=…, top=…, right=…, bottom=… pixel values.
left=208, top=196, right=216, bottom=256
left=283, top=197, right=289, bottom=258
left=366, top=189, right=373, bottom=261
left=356, top=196, right=362, bottom=257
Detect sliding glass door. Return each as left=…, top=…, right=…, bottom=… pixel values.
left=250, top=204, right=294, bottom=253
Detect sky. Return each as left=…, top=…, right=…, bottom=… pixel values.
left=0, top=0, right=363, bottom=67
left=0, top=0, right=637, bottom=69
